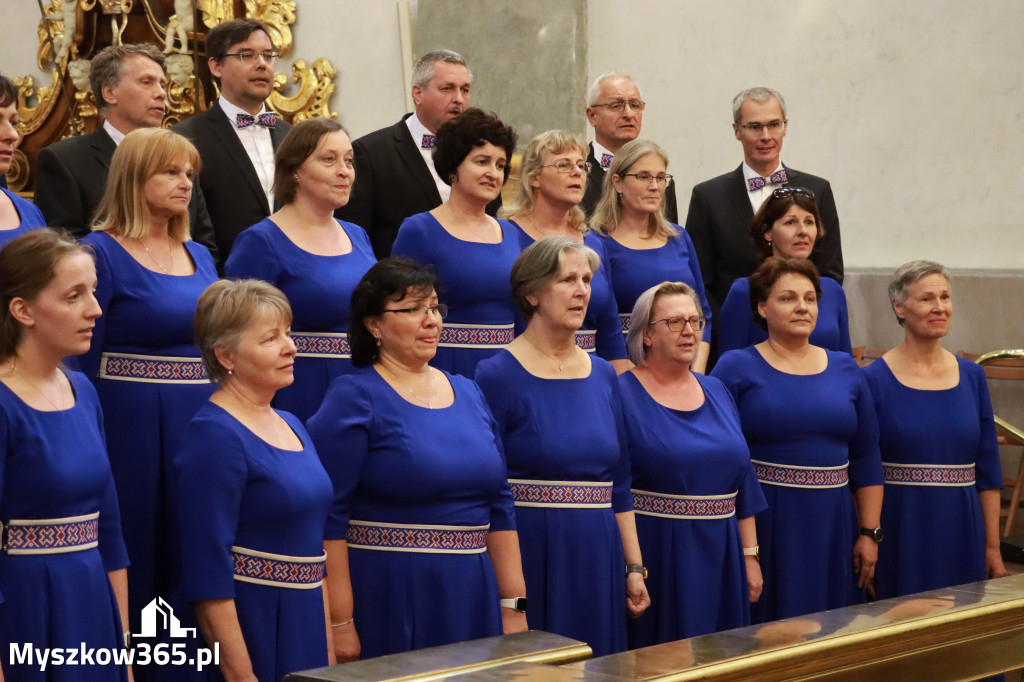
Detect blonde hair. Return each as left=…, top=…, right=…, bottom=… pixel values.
left=588, top=139, right=677, bottom=240
left=93, top=127, right=201, bottom=242
left=499, top=130, right=588, bottom=234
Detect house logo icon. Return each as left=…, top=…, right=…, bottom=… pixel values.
left=134, top=597, right=197, bottom=639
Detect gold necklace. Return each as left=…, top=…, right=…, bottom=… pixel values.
left=522, top=333, right=571, bottom=372
left=380, top=364, right=439, bottom=408
left=9, top=358, right=65, bottom=411
left=136, top=235, right=174, bottom=274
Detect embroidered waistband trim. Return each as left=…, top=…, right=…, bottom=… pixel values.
left=619, top=314, right=631, bottom=333
left=291, top=332, right=351, bottom=358
left=3, top=511, right=100, bottom=555
left=575, top=330, right=597, bottom=352
left=883, top=462, right=976, bottom=487
left=510, top=479, right=613, bottom=508
left=752, top=460, right=850, bottom=488
left=346, top=520, right=489, bottom=554
left=231, top=546, right=326, bottom=589
left=99, top=352, right=209, bottom=384
left=632, top=489, right=738, bottom=519
left=438, top=324, right=514, bottom=348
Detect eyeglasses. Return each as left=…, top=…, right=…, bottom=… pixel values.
left=382, top=304, right=449, bottom=319
left=648, top=315, right=706, bottom=332
left=771, top=187, right=815, bottom=201
left=738, top=119, right=786, bottom=134
left=223, top=50, right=278, bottom=64
left=543, top=160, right=591, bottom=174
left=591, top=99, right=646, bottom=113
left=623, top=172, right=673, bottom=185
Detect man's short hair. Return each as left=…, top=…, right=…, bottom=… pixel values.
left=732, top=87, right=787, bottom=125
left=411, top=49, right=471, bottom=89
left=89, top=43, right=165, bottom=111
left=585, top=71, right=640, bottom=107
left=205, top=18, right=272, bottom=63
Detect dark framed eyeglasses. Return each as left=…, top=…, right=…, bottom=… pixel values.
left=771, top=186, right=815, bottom=201
left=623, top=172, right=673, bottom=185
left=648, top=316, right=706, bottom=332
left=382, top=304, right=448, bottom=319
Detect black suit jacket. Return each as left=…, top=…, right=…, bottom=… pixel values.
left=337, top=114, right=500, bottom=259
left=34, top=127, right=218, bottom=258
left=685, top=163, right=843, bottom=317
left=173, top=101, right=291, bottom=266
left=580, top=142, right=679, bottom=223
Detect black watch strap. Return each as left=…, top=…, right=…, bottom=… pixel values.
left=859, top=526, right=884, bottom=543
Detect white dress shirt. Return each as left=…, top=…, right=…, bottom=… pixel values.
left=405, top=112, right=451, bottom=203
left=103, top=120, right=127, bottom=146
left=218, top=96, right=276, bottom=212
left=743, top=161, right=786, bottom=213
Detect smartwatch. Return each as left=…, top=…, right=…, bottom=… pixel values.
left=859, top=526, right=884, bottom=543
left=500, top=597, right=528, bottom=613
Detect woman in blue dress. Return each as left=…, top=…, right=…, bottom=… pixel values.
left=476, top=237, right=649, bottom=656
left=620, top=281, right=766, bottom=646
left=170, top=279, right=333, bottom=681
left=589, top=139, right=712, bottom=373
left=864, top=260, right=1006, bottom=598
left=717, top=187, right=851, bottom=354
left=0, top=75, right=46, bottom=249
left=711, top=257, right=884, bottom=623
left=0, top=229, right=130, bottom=680
left=308, top=257, right=527, bottom=661
left=225, top=119, right=376, bottom=422
left=391, top=108, right=520, bottom=378
left=500, top=130, right=628, bottom=371
left=79, top=128, right=217, bottom=638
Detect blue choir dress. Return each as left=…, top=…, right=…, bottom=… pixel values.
left=0, top=187, right=46, bottom=249
left=508, top=222, right=627, bottom=362
left=79, top=232, right=217, bottom=635
left=0, top=371, right=129, bottom=681
left=170, top=402, right=333, bottom=681
left=594, top=227, right=712, bottom=340
left=863, top=356, right=1002, bottom=598
left=475, top=351, right=632, bottom=656
left=619, top=371, right=767, bottom=646
left=718, top=276, right=852, bottom=354
left=391, top=213, right=521, bottom=377
left=711, top=347, right=883, bottom=622
left=307, top=369, right=513, bottom=659
left=224, top=217, right=376, bottom=421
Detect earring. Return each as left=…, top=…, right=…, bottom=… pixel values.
left=226, top=368, right=234, bottom=375
left=375, top=336, right=382, bottom=347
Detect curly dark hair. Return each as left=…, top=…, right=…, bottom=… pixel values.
left=748, top=257, right=822, bottom=330
left=349, top=257, right=440, bottom=367
left=748, top=188, right=824, bottom=261
left=432, top=108, right=517, bottom=186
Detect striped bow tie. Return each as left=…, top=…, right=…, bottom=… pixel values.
left=599, top=153, right=614, bottom=170
left=236, top=112, right=277, bottom=129
left=747, top=169, right=787, bottom=192
left=421, top=134, right=436, bottom=149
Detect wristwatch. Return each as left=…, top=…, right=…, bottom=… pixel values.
left=859, top=526, right=884, bottom=543
left=499, top=597, right=528, bottom=613
left=743, top=545, right=760, bottom=560
left=626, top=564, right=648, bottom=579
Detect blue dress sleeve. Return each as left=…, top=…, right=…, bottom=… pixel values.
left=718, top=279, right=754, bottom=354
left=967, top=362, right=1003, bottom=491
left=845, top=359, right=884, bottom=489
left=223, top=225, right=281, bottom=284
left=832, top=280, right=852, bottom=354
left=709, top=349, right=746, bottom=403
left=390, top=215, right=431, bottom=262
left=173, top=412, right=248, bottom=601
left=79, top=235, right=113, bottom=381
left=467, top=380, right=516, bottom=531
left=593, top=285, right=628, bottom=362
left=678, top=227, right=713, bottom=340
left=714, top=382, right=767, bottom=519
left=306, top=376, right=373, bottom=539
left=608, top=368, right=634, bottom=513
left=474, top=356, right=511, bottom=436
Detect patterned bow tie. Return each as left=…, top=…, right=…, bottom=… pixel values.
left=747, top=169, right=787, bottom=192
left=236, top=112, right=277, bottom=129
left=421, top=134, right=436, bottom=149
left=599, top=153, right=614, bottom=170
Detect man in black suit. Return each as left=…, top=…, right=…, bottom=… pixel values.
left=35, top=43, right=216, bottom=256
left=580, top=72, right=678, bottom=222
left=685, top=86, right=843, bottom=320
left=337, top=49, right=499, bottom=258
left=173, top=18, right=291, bottom=266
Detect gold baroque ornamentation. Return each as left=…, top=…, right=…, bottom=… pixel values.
left=268, top=58, right=337, bottom=123
left=5, top=150, right=31, bottom=193
left=13, top=71, right=67, bottom=137
left=199, top=0, right=234, bottom=29
left=244, top=0, right=296, bottom=58
left=36, top=0, right=65, bottom=70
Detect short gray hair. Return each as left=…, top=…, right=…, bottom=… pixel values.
left=586, top=71, right=640, bottom=107
left=511, top=236, right=600, bottom=322
left=90, top=43, right=165, bottom=112
left=626, top=281, right=702, bottom=366
left=411, top=49, right=471, bottom=89
left=887, top=260, right=951, bottom=327
left=732, top=86, right=787, bottom=125
left=194, top=279, right=293, bottom=383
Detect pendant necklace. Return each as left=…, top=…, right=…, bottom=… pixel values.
left=381, top=364, right=439, bottom=408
